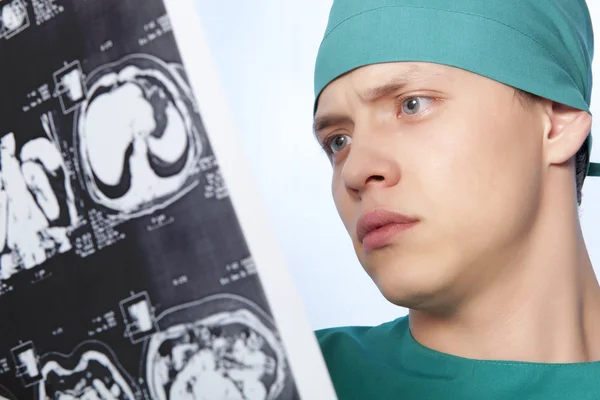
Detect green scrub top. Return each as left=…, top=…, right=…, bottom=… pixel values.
left=316, top=316, right=600, bottom=399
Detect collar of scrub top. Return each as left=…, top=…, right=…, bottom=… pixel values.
left=588, top=162, right=600, bottom=176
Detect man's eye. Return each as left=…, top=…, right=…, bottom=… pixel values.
left=325, top=134, right=352, bottom=154
left=401, top=96, right=433, bottom=115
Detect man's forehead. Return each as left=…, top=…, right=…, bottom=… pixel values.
left=315, top=62, right=453, bottom=115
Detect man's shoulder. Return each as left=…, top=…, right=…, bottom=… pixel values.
left=315, top=315, right=408, bottom=345
left=313, top=316, right=409, bottom=398
left=314, top=315, right=409, bottom=366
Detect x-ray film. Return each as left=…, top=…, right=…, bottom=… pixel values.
left=0, top=0, right=337, bottom=398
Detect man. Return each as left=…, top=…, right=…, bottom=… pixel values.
left=312, top=0, right=600, bottom=398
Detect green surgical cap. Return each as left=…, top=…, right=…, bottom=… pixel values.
left=314, top=0, right=600, bottom=176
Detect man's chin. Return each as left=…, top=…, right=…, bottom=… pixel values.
left=365, top=260, right=455, bottom=312
left=377, top=284, right=438, bottom=310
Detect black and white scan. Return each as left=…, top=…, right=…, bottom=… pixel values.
left=0, top=1, right=300, bottom=399
left=75, top=54, right=203, bottom=220
left=36, top=342, right=139, bottom=400
left=144, top=295, right=293, bottom=400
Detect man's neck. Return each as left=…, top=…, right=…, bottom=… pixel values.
left=408, top=193, right=600, bottom=363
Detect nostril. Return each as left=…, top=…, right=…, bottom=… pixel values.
left=367, top=175, right=385, bottom=183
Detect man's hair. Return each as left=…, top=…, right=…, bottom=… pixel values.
left=515, top=89, right=589, bottom=205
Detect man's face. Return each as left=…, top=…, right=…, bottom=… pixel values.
left=314, top=62, right=547, bottom=311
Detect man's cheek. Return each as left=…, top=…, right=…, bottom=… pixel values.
left=332, top=184, right=354, bottom=233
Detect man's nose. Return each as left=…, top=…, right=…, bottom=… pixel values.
left=341, top=135, right=401, bottom=197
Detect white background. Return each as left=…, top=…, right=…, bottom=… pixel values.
left=194, top=0, right=600, bottom=330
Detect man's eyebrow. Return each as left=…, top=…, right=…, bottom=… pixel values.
left=362, top=79, right=410, bottom=103
left=312, top=114, right=353, bottom=138
left=361, top=68, right=441, bottom=103
left=312, top=67, right=442, bottom=137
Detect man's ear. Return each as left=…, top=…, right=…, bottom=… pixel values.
left=545, top=102, right=592, bottom=166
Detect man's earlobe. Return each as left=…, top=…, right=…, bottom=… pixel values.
left=545, top=103, right=592, bottom=166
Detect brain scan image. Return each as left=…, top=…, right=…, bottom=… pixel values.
left=36, top=345, right=137, bottom=400
left=74, top=54, right=203, bottom=219
left=145, top=297, right=291, bottom=400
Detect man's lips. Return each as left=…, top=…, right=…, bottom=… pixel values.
left=356, top=209, right=419, bottom=251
